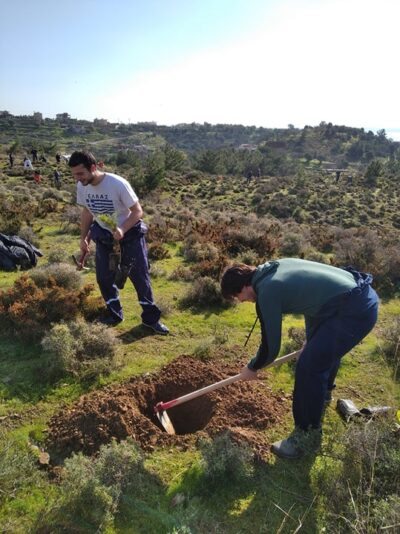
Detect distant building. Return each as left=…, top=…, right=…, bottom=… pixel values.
left=56, top=112, right=71, bottom=121
left=94, top=118, right=109, bottom=126
left=238, top=143, right=258, bottom=151
left=32, top=112, right=43, bottom=124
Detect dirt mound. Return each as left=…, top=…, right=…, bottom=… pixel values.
left=47, top=355, right=291, bottom=459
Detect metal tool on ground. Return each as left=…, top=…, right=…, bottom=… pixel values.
left=155, top=349, right=301, bottom=434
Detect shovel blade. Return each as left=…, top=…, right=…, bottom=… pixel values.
left=157, top=409, right=176, bottom=435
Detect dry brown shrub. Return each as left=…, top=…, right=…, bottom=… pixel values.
left=190, top=256, right=229, bottom=281
left=0, top=276, right=94, bottom=340
left=147, top=241, right=170, bottom=260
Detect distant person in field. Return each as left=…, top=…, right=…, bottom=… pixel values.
left=31, top=149, right=38, bottom=163
left=8, top=153, right=14, bottom=168
left=39, top=154, right=47, bottom=163
left=56, top=153, right=61, bottom=164
left=33, top=170, right=42, bottom=183
left=220, top=259, right=379, bottom=459
left=53, top=169, right=61, bottom=189
left=68, top=150, right=169, bottom=334
left=23, top=157, right=33, bottom=170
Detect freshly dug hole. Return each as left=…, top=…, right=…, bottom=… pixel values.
left=47, top=354, right=291, bottom=459
left=160, top=396, right=215, bottom=435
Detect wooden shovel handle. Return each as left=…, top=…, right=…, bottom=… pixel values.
left=155, top=350, right=300, bottom=412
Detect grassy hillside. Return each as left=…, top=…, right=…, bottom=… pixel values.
left=0, top=115, right=399, bottom=533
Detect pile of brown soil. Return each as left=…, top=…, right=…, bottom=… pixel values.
left=47, top=355, right=291, bottom=459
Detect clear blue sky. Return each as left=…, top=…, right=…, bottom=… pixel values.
left=1, top=0, right=399, bottom=138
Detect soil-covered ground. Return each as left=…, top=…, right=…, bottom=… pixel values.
left=47, top=355, right=291, bottom=459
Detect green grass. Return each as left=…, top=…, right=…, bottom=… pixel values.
left=0, top=157, right=399, bottom=532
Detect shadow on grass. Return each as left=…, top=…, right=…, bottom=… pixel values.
left=178, top=302, right=234, bottom=319
left=118, top=324, right=156, bottom=344
left=0, top=337, right=56, bottom=404
left=167, top=449, right=320, bottom=533
left=36, top=451, right=174, bottom=534
left=0, top=336, right=89, bottom=405
left=240, top=454, right=319, bottom=534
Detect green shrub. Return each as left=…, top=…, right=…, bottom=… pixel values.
left=169, top=266, right=195, bottom=282
left=280, top=232, right=306, bottom=256
left=380, top=318, right=400, bottom=379
left=36, top=439, right=145, bottom=533
left=182, top=238, right=219, bottom=263
left=47, top=249, right=72, bottom=264
left=304, top=249, right=327, bottom=263
left=198, top=432, right=254, bottom=486
left=0, top=430, right=44, bottom=505
left=282, top=326, right=305, bottom=355
left=30, top=262, right=82, bottom=290
left=59, top=205, right=81, bottom=234
left=40, top=197, right=58, bottom=214
left=0, top=196, right=25, bottom=233
left=236, top=249, right=260, bottom=265
left=41, top=320, right=120, bottom=380
left=222, top=226, right=278, bottom=258
left=180, top=276, right=225, bottom=308
left=314, top=420, right=400, bottom=532
left=42, top=189, right=64, bottom=201
left=192, top=340, right=213, bottom=360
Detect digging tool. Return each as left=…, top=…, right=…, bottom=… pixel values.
left=72, top=235, right=91, bottom=271
left=72, top=251, right=90, bottom=271
left=155, top=349, right=301, bottom=434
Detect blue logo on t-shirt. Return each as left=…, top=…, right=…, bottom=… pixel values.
left=85, top=197, right=114, bottom=214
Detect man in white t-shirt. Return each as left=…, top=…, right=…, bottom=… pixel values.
left=69, top=150, right=169, bottom=334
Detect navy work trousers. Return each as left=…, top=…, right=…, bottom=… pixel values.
left=90, top=222, right=161, bottom=325
left=293, top=269, right=379, bottom=431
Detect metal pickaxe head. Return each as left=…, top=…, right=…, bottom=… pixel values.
left=154, top=402, right=176, bottom=434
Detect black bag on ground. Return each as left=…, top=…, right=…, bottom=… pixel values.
left=0, top=233, right=43, bottom=271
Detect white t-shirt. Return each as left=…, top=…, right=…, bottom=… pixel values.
left=76, top=172, right=139, bottom=228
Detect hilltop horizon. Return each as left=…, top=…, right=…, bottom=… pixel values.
left=2, top=109, right=400, bottom=141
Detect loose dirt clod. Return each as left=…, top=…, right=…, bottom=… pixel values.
left=47, top=355, right=291, bottom=459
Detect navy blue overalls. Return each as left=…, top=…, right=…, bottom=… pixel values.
left=90, top=221, right=161, bottom=324
left=293, top=268, right=379, bottom=431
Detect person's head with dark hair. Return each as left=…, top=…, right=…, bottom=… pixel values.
left=68, top=150, right=101, bottom=187
left=68, top=150, right=97, bottom=171
left=220, top=263, right=257, bottom=301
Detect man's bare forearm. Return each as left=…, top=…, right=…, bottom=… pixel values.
left=80, top=208, right=93, bottom=240
left=120, top=202, right=143, bottom=234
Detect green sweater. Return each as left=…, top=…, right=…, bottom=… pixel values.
left=249, top=258, right=357, bottom=370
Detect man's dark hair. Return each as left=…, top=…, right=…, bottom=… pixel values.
left=68, top=150, right=97, bottom=170
left=220, top=263, right=256, bottom=300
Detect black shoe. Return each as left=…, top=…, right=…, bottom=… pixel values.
left=98, top=315, right=123, bottom=326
